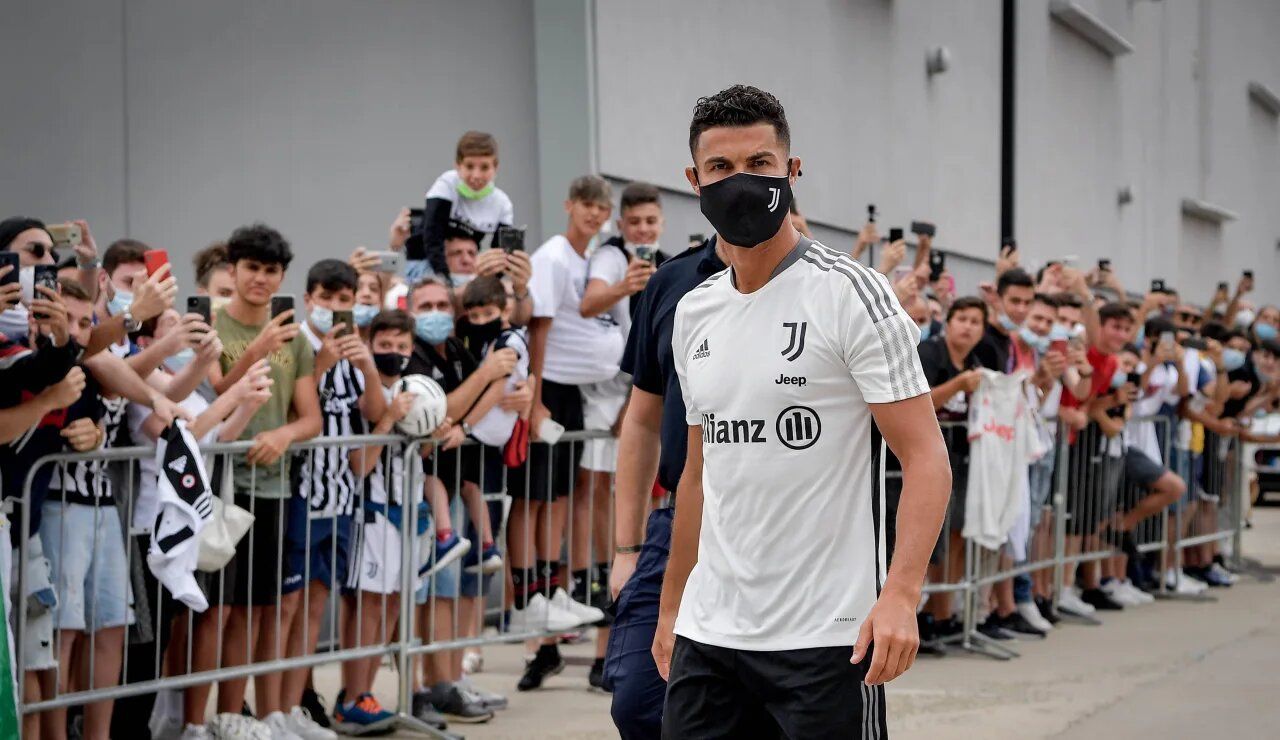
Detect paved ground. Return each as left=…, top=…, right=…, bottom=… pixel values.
left=309, top=506, right=1280, bottom=739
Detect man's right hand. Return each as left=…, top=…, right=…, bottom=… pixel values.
left=131, top=264, right=177, bottom=323
left=164, top=313, right=211, bottom=354
left=385, top=391, right=417, bottom=425
left=958, top=369, right=984, bottom=393
left=389, top=207, right=412, bottom=251
left=610, top=551, right=639, bottom=600
left=623, top=258, right=656, bottom=295
left=481, top=347, right=517, bottom=381
left=232, top=359, right=274, bottom=407
left=1041, top=350, right=1067, bottom=380
left=249, top=311, right=300, bottom=359
left=39, top=367, right=86, bottom=411
left=0, top=266, right=20, bottom=312
left=31, top=286, right=70, bottom=346
left=653, top=615, right=676, bottom=682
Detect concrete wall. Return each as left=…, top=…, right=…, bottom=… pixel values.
left=0, top=0, right=541, bottom=292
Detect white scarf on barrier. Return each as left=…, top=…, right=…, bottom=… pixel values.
left=964, top=370, right=1046, bottom=554
left=147, top=421, right=215, bottom=612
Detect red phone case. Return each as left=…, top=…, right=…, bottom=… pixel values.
left=144, top=249, right=170, bottom=277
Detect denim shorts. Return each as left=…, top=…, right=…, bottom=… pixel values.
left=40, top=502, right=135, bottom=631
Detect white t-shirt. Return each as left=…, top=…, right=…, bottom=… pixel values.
left=964, top=370, right=1045, bottom=554
left=587, top=241, right=632, bottom=342
left=425, top=169, right=514, bottom=237
left=471, top=328, right=530, bottom=447
left=529, top=235, right=624, bottom=385
left=672, top=238, right=927, bottom=651
left=1128, top=363, right=1180, bottom=462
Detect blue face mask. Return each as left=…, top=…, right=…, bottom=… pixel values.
left=1049, top=323, right=1073, bottom=342
left=1019, top=326, right=1049, bottom=354
left=1111, top=369, right=1127, bottom=390
left=997, top=313, right=1020, bottom=333
left=1222, top=348, right=1247, bottom=373
left=1256, top=323, right=1278, bottom=342
left=165, top=347, right=196, bottom=373
left=309, top=306, right=334, bottom=335
left=917, top=322, right=932, bottom=344
left=353, top=303, right=379, bottom=328
left=107, top=288, right=133, bottom=317
left=414, top=310, right=454, bottom=344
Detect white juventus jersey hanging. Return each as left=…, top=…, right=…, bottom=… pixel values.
left=147, top=422, right=215, bottom=612
left=672, top=237, right=928, bottom=651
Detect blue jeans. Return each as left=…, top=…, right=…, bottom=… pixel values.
left=604, top=507, right=671, bottom=740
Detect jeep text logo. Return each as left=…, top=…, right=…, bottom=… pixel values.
left=776, top=406, right=821, bottom=450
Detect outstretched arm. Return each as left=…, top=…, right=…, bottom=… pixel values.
left=652, top=425, right=704, bottom=681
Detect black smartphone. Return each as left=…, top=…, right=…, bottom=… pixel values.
left=688, top=233, right=705, bottom=247
left=1126, top=371, right=1143, bottom=388
left=1182, top=337, right=1208, bottom=351
left=1243, top=269, right=1254, bottom=280
left=187, top=295, right=211, bottom=325
left=0, top=251, right=19, bottom=285
left=270, top=294, right=295, bottom=324
left=408, top=207, right=424, bottom=235
left=32, top=265, right=59, bottom=319
left=333, top=309, right=354, bottom=337
left=929, top=251, right=946, bottom=282
left=1099, top=258, right=1111, bottom=271
left=910, top=220, right=935, bottom=238
left=1000, top=237, right=1017, bottom=256
left=867, top=204, right=877, bottom=223
left=1150, top=278, right=1167, bottom=294
left=495, top=225, right=526, bottom=254
left=634, top=245, right=658, bottom=265
left=887, top=227, right=904, bottom=243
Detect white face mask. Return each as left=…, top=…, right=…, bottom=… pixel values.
left=0, top=302, right=29, bottom=341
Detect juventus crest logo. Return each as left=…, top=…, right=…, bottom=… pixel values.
left=782, top=321, right=807, bottom=362
left=767, top=187, right=781, bottom=212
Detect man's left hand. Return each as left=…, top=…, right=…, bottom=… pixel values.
left=852, top=589, right=919, bottom=685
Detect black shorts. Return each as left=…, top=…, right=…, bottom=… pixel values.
left=427, top=443, right=482, bottom=493
left=521, top=379, right=584, bottom=501
left=662, top=636, right=887, bottom=739
left=212, top=494, right=292, bottom=607
left=1065, top=431, right=1123, bottom=536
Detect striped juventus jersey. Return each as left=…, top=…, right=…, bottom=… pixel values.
left=295, top=323, right=365, bottom=517
left=671, top=237, right=928, bottom=651
left=362, top=383, right=411, bottom=508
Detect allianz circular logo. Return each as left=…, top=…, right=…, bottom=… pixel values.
left=776, top=405, right=821, bottom=450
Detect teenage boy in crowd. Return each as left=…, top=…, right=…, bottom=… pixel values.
left=193, top=242, right=235, bottom=305
left=517, top=175, right=621, bottom=691
left=208, top=224, right=323, bottom=737
left=575, top=181, right=660, bottom=688
left=275, top=259, right=387, bottom=739
left=412, top=131, right=515, bottom=280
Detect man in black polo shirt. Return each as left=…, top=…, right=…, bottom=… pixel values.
left=603, top=236, right=725, bottom=739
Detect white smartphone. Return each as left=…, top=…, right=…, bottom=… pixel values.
left=538, top=418, right=566, bottom=446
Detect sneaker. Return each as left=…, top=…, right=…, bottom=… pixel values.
left=508, top=592, right=581, bottom=633
left=150, top=687, right=184, bottom=740
left=517, top=644, right=565, bottom=692
left=932, top=616, right=963, bottom=638
left=550, top=587, right=605, bottom=626
left=457, top=676, right=508, bottom=711
left=332, top=693, right=397, bottom=736
left=588, top=658, right=611, bottom=693
left=1165, top=568, right=1208, bottom=594
left=1195, top=486, right=1220, bottom=504
left=1119, top=579, right=1154, bottom=605
left=1081, top=587, right=1124, bottom=611
left=299, top=688, right=331, bottom=730
left=1017, top=601, right=1054, bottom=633
left=264, top=711, right=304, bottom=740
left=464, top=543, right=504, bottom=575
left=977, top=615, right=1016, bottom=640
left=1035, top=596, right=1062, bottom=625
left=1057, top=588, right=1097, bottom=617
left=1207, top=563, right=1238, bottom=586
left=431, top=683, right=494, bottom=723
left=462, top=648, right=484, bottom=675
left=1001, top=610, right=1048, bottom=638
left=286, top=706, right=337, bottom=740
left=180, top=725, right=212, bottom=740
left=1101, top=579, right=1141, bottom=607
left=206, top=713, right=274, bottom=740
left=421, top=532, right=471, bottom=578
left=410, top=691, right=449, bottom=730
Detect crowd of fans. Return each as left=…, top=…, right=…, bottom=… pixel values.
left=0, top=126, right=1276, bottom=740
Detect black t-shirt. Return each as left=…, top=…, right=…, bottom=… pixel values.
left=918, top=335, right=982, bottom=463
left=621, top=238, right=726, bottom=493
left=407, top=336, right=478, bottom=393
left=1224, top=359, right=1261, bottom=419
left=973, top=323, right=1013, bottom=373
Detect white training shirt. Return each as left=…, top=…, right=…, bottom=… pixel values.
left=425, top=169, right=514, bottom=237
left=529, top=235, right=624, bottom=385
left=672, top=237, right=928, bottom=651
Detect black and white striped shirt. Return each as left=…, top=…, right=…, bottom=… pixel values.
left=295, top=323, right=365, bottom=517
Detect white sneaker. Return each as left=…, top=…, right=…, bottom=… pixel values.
left=1207, top=563, right=1239, bottom=585
left=1121, top=579, right=1154, bottom=604
left=1101, top=580, right=1141, bottom=607
left=264, top=711, right=304, bottom=740
left=550, top=587, right=605, bottom=626
left=180, top=724, right=212, bottom=740
left=1017, top=601, right=1054, bottom=632
left=286, top=706, right=336, bottom=740
left=1165, top=568, right=1208, bottom=594
left=150, top=688, right=184, bottom=740
left=462, top=648, right=484, bottom=674
left=1058, top=588, right=1097, bottom=616
left=206, top=712, right=274, bottom=740
left=507, top=592, right=581, bottom=633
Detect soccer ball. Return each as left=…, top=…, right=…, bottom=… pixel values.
left=393, top=374, right=448, bottom=437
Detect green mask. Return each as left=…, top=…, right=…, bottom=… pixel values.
left=456, top=180, right=495, bottom=200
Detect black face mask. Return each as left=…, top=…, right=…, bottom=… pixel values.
left=461, top=318, right=503, bottom=351
left=697, top=164, right=794, bottom=248
left=373, top=352, right=410, bottom=377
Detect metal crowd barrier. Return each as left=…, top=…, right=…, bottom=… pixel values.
left=11, top=430, right=616, bottom=739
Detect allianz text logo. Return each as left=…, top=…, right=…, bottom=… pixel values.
left=701, top=406, right=821, bottom=450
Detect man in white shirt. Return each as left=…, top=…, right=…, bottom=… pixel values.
left=655, top=85, right=951, bottom=738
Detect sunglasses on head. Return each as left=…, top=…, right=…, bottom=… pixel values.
left=1177, top=311, right=1200, bottom=321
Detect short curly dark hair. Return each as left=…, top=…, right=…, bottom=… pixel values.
left=226, top=223, right=293, bottom=269
left=688, top=84, right=790, bottom=157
